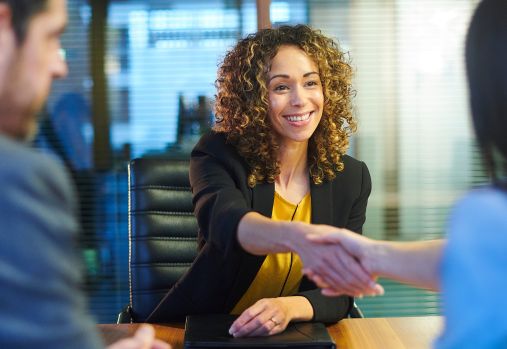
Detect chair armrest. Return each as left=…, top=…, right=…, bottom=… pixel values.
left=349, top=302, right=364, bottom=318
left=117, top=304, right=133, bottom=324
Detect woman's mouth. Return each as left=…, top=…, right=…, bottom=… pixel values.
left=284, top=111, right=312, bottom=123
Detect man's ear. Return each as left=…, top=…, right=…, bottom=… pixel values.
left=0, top=3, right=14, bottom=44
left=0, top=3, right=12, bottom=29
left=0, top=3, right=15, bottom=95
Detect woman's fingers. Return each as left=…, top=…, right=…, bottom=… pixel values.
left=231, top=312, right=273, bottom=337
left=245, top=317, right=280, bottom=337
left=230, top=299, right=288, bottom=337
left=229, top=302, right=265, bottom=336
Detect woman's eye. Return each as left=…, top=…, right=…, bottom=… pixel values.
left=274, top=85, right=289, bottom=91
left=306, top=80, right=319, bottom=87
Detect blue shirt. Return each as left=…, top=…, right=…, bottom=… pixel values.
left=436, top=187, right=507, bottom=348
left=0, top=135, right=103, bottom=349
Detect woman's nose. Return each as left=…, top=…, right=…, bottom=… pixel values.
left=290, top=86, right=306, bottom=106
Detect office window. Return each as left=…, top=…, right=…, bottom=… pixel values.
left=106, top=0, right=261, bottom=157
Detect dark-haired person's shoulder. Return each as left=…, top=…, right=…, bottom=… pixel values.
left=452, top=186, right=507, bottom=229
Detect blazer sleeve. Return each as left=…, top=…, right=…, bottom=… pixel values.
left=296, top=160, right=372, bottom=323
left=297, top=278, right=352, bottom=323
left=0, top=149, right=103, bottom=349
left=190, top=135, right=253, bottom=256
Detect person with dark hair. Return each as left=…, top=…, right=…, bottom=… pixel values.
left=147, top=25, right=381, bottom=337
left=0, top=1, right=169, bottom=348
left=306, top=0, right=507, bottom=347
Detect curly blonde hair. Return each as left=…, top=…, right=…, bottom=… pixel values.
left=214, top=25, right=356, bottom=187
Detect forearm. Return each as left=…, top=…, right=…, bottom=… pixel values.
left=237, top=212, right=304, bottom=255
left=369, top=239, right=445, bottom=291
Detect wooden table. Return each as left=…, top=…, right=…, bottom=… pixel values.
left=330, top=317, right=442, bottom=349
left=99, top=316, right=442, bottom=349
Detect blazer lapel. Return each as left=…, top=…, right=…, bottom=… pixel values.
left=252, top=182, right=274, bottom=217
left=311, top=180, right=333, bottom=225
left=224, top=182, right=274, bottom=311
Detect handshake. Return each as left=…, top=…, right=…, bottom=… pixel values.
left=290, top=223, right=442, bottom=296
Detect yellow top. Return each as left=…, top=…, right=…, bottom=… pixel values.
left=230, top=191, right=311, bottom=315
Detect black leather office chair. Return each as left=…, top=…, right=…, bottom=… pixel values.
left=118, top=158, right=363, bottom=322
left=118, top=158, right=198, bottom=323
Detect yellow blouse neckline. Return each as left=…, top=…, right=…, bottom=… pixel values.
left=274, top=191, right=310, bottom=207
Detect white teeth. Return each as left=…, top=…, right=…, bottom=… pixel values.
left=286, top=112, right=311, bottom=122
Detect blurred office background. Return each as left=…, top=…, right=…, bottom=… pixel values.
left=34, top=0, right=485, bottom=323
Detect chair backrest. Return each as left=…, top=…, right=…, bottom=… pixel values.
left=128, top=158, right=198, bottom=322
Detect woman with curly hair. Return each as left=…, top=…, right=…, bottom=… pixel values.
left=147, top=25, right=381, bottom=336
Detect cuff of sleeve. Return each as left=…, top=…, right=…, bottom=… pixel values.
left=295, top=289, right=351, bottom=323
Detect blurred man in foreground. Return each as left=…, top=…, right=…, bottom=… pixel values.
left=0, top=1, right=169, bottom=348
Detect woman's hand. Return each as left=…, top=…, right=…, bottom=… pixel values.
left=229, top=297, right=296, bottom=337
left=303, top=227, right=384, bottom=297
left=288, top=222, right=382, bottom=297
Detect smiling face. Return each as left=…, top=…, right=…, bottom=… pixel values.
left=267, top=45, right=324, bottom=148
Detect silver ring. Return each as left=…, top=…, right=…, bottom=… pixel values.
left=270, top=318, right=280, bottom=326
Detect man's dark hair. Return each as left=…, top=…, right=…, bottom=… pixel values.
left=0, top=0, right=47, bottom=43
left=466, top=0, right=507, bottom=182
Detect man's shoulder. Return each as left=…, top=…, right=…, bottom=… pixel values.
left=0, top=135, right=72, bottom=201
left=0, top=135, right=66, bottom=179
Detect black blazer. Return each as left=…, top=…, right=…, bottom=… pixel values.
left=147, top=131, right=371, bottom=323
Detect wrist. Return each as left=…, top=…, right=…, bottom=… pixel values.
left=279, top=296, right=313, bottom=322
left=366, top=240, right=390, bottom=276
left=279, top=221, right=307, bottom=252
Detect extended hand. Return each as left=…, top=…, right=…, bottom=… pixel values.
left=107, top=324, right=171, bottom=349
left=304, top=228, right=384, bottom=297
left=289, top=222, right=382, bottom=297
left=229, top=298, right=291, bottom=337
